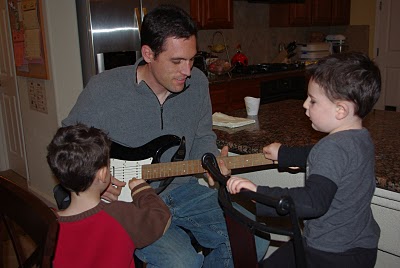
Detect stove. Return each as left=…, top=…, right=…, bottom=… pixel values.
left=231, top=62, right=305, bottom=75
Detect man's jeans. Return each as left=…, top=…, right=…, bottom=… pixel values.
left=135, top=182, right=269, bottom=268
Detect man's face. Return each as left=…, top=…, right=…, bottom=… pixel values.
left=149, top=36, right=197, bottom=93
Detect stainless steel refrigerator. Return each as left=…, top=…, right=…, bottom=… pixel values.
left=76, top=0, right=152, bottom=86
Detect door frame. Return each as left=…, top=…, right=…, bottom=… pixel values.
left=0, top=104, right=9, bottom=170
left=373, top=0, right=400, bottom=111
left=0, top=0, right=28, bottom=177
left=373, top=0, right=384, bottom=110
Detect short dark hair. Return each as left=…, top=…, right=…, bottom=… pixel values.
left=306, top=52, right=381, bottom=118
left=47, top=124, right=111, bottom=194
left=140, top=4, right=198, bottom=58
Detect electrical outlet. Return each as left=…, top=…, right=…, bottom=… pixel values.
left=28, top=79, right=48, bottom=114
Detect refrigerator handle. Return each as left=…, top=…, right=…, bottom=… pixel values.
left=135, top=8, right=142, bottom=33
left=142, top=7, right=147, bottom=20
left=96, top=53, right=105, bottom=74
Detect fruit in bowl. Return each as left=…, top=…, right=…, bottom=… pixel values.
left=207, top=59, right=233, bottom=75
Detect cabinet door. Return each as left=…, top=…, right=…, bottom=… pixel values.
left=210, top=83, right=229, bottom=113
left=190, top=0, right=233, bottom=29
left=331, top=0, right=350, bottom=25
left=270, top=1, right=312, bottom=27
left=269, top=4, right=291, bottom=27
left=203, top=0, right=233, bottom=29
left=270, top=0, right=350, bottom=27
left=311, top=0, right=332, bottom=25
left=190, top=0, right=202, bottom=26
left=288, top=1, right=312, bottom=26
left=229, top=79, right=260, bottom=111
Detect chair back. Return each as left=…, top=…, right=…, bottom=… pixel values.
left=0, top=175, right=59, bottom=268
left=202, top=153, right=306, bottom=268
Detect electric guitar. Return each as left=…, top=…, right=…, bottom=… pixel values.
left=110, top=135, right=274, bottom=202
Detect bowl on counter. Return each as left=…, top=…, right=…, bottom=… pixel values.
left=207, top=59, right=234, bottom=76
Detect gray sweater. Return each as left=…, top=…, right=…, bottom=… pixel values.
left=305, top=129, right=380, bottom=252
left=62, top=59, right=219, bottom=192
left=258, top=129, right=380, bottom=253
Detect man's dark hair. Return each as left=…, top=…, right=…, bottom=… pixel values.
left=140, top=4, right=198, bottom=58
left=306, top=52, right=381, bottom=118
left=47, top=124, right=111, bottom=194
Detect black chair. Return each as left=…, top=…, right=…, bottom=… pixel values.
left=0, top=175, right=59, bottom=268
left=201, top=153, right=306, bottom=268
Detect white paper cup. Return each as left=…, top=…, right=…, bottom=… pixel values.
left=244, top=96, right=260, bottom=116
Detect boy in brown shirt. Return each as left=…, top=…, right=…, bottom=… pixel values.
left=47, top=124, right=171, bottom=268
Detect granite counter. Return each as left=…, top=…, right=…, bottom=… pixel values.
left=213, top=99, right=400, bottom=193
left=208, top=69, right=305, bottom=85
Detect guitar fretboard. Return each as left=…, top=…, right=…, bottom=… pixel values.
left=141, top=153, right=273, bottom=180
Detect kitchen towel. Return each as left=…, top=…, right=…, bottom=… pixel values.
left=212, top=112, right=255, bottom=128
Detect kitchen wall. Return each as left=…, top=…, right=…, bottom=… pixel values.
left=12, top=0, right=83, bottom=201
left=195, top=0, right=374, bottom=65
left=5, top=0, right=376, bottom=203
left=350, top=0, right=376, bottom=57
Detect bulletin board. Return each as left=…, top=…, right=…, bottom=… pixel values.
left=7, top=0, right=49, bottom=79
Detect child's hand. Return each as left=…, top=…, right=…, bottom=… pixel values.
left=227, top=176, right=257, bottom=194
left=206, top=145, right=230, bottom=187
left=263, top=142, right=281, bottom=161
left=102, top=176, right=126, bottom=202
left=128, top=178, right=146, bottom=190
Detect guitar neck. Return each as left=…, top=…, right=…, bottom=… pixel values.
left=141, top=153, right=273, bottom=180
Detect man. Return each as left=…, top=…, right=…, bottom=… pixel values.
left=62, top=5, right=266, bottom=267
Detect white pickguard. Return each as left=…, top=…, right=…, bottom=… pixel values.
left=110, top=157, right=153, bottom=202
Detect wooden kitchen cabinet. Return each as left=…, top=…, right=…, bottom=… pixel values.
left=229, top=79, right=260, bottom=111
left=190, top=0, right=233, bottom=29
left=209, top=71, right=305, bottom=113
left=269, top=0, right=350, bottom=27
left=330, top=0, right=351, bottom=25
left=209, top=83, right=229, bottom=113
left=210, top=79, right=260, bottom=113
left=312, top=0, right=351, bottom=25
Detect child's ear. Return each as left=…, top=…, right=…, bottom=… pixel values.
left=141, top=45, right=154, bottom=63
left=335, top=101, right=350, bottom=120
left=96, top=167, right=109, bottom=184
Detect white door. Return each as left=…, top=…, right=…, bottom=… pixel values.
left=0, top=0, right=27, bottom=178
left=374, top=0, right=400, bottom=110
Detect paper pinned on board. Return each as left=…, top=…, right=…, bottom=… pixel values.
left=212, top=112, right=255, bottom=128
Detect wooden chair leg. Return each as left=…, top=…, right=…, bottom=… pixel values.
left=225, top=213, right=259, bottom=268
left=0, top=221, right=4, bottom=268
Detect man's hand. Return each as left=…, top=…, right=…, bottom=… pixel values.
left=206, top=146, right=230, bottom=187
left=101, top=176, right=126, bottom=202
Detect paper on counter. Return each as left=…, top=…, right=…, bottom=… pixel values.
left=212, top=112, right=255, bottom=128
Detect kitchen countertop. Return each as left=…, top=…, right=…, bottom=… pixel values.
left=213, top=99, right=400, bottom=193
left=208, top=69, right=305, bottom=84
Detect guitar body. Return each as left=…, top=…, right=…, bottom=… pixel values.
left=110, top=135, right=182, bottom=201
left=110, top=135, right=181, bottom=163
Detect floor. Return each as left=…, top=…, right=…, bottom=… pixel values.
left=0, top=169, right=36, bottom=268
